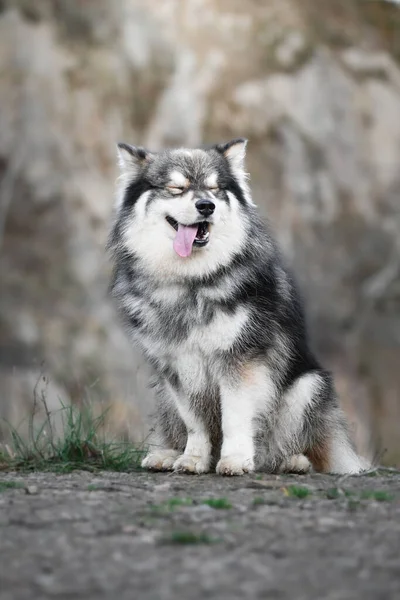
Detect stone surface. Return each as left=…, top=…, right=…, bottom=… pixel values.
left=0, top=470, right=399, bottom=599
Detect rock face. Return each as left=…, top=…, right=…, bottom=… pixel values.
left=0, top=1, right=399, bottom=461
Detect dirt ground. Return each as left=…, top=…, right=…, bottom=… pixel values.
left=1, top=470, right=399, bottom=600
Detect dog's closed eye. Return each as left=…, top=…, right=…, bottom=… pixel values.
left=166, top=186, right=185, bottom=195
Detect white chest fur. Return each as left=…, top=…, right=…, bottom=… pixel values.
left=173, top=305, right=249, bottom=390
left=132, top=289, right=249, bottom=392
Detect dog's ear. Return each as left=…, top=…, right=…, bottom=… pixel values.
left=215, top=138, right=254, bottom=205
left=117, top=143, right=153, bottom=177
left=216, top=138, right=248, bottom=174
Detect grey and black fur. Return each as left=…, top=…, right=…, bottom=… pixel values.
left=108, top=138, right=368, bottom=475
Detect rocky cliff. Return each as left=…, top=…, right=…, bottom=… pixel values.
left=0, top=0, right=399, bottom=462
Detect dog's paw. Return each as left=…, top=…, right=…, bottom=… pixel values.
left=141, top=449, right=180, bottom=471
left=216, top=455, right=255, bottom=476
left=278, top=454, right=311, bottom=474
left=173, top=454, right=211, bottom=474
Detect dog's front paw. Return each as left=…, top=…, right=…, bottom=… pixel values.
left=216, top=455, right=255, bottom=476
left=173, top=454, right=211, bottom=474
left=141, top=449, right=180, bottom=471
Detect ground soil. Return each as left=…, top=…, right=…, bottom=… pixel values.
left=1, top=470, right=399, bottom=600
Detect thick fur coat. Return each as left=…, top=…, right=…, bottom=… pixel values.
left=108, top=138, right=368, bottom=475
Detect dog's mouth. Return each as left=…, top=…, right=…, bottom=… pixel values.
left=166, top=216, right=210, bottom=257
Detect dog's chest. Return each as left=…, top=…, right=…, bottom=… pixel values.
left=135, top=285, right=248, bottom=388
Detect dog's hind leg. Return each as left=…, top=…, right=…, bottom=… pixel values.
left=275, top=370, right=369, bottom=475
left=278, top=454, right=311, bottom=474
left=306, top=424, right=370, bottom=474
left=270, top=371, right=326, bottom=473
left=300, top=374, right=370, bottom=474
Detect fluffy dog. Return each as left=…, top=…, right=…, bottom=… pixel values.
left=108, top=138, right=368, bottom=475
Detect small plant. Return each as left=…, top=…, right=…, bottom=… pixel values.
left=326, top=488, right=341, bottom=500
left=360, top=490, right=394, bottom=502
left=167, top=497, right=193, bottom=508
left=284, top=485, right=311, bottom=499
left=163, top=531, right=215, bottom=545
left=326, top=488, right=355, bottom=499
left=202, top=498, right=232, bottom=509
left=283, top=485, right=311, bottom=498
left=87, top=484, right=98, bottom=492
left=253, top=496, right=266, bottom=505
left=0, top=481, right=24, bottom=492
left=150, top=497, right=193, bottom=512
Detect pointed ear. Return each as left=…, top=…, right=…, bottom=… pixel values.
left=216, top=138, right=248, bottom=173
left=117, top=142, right=152, bottom=177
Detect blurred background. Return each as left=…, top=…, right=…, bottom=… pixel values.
left=0, top=0, right=399, bottom=464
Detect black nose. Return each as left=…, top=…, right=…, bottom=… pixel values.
left=195, top=199, right=215, bottom=217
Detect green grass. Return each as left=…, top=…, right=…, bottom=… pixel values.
left=286, top=485, right=311, bottom=499
left=201, top=498, right=232, bottom=509
left=150, top=497, right=194, bottom=512
left=326, top=487, right=394, bottom=503
left=326, top=487, right=341, bottom=500
left=151, top=497, right=232, bottom=512
left=167, top=497, right=193, bottom=508
left=360, top=490, right=394, bottom=502
left=162, top=531, right=215, bottom=545
left=0, top=386, right=145, bottom=473
left=0, top=480, right=24, bottom=492
left=87, top=484, right=99, bottom=492
left=253, top=496, right=266, bottom=505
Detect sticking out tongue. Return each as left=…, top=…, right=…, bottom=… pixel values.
left=173, top=224, right=198, bottom=258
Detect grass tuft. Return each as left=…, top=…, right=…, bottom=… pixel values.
left=360, top=490, right=394, bottom=502
left=87, top=484, right=99, bottom=492
left=0, top=480, right=24, bottom=492
left=162, top=531, right=215, bottom=545
left=201, top=497, right=232, bottom=509
left=167, top=497, right=193, bottom=508
left=326, top=487, right=341, bottom=500
left=150, top=497, right=194, bottom=512
left=285, top=485, right=311, bottom=499
left=0, top=384, right=145, bottom=473
left=253, top=496, right=266, bottom=505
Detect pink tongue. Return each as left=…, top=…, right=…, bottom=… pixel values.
left=173, top=224, right=198, bottom=258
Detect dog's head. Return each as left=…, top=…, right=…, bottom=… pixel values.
left=111, top=139, right=255, bottom=280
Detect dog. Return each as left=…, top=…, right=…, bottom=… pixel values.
left=108, top=138, right=369, bottom=475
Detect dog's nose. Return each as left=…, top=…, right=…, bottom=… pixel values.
left=195, top=199, right=215, bottom=217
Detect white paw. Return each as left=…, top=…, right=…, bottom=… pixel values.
left=216, top=455, right=255, bottom=476
left=279, top=454, right=311, bottom=474
left=328, top=455, right=371, bottom=475
left=141, top=449, right=180, bottom=471
left=173, top=454, right=211, bottom=474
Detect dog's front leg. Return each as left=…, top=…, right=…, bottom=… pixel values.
left=216, top=363, right=272, bottom=476
left=172, top=393, right=212, bottom=474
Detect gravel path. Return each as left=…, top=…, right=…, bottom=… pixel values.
left=1, top=470, right=399, bottom=600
